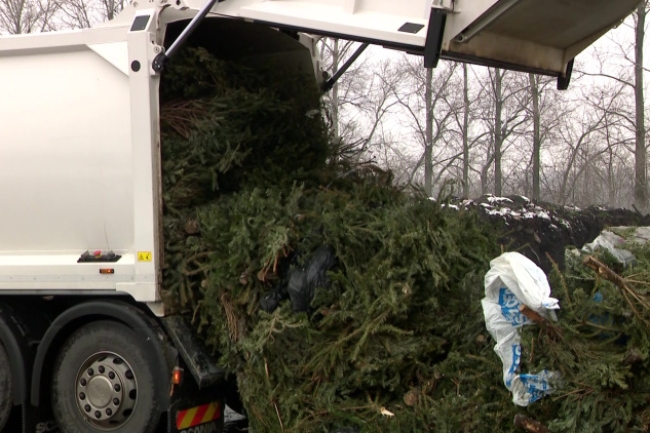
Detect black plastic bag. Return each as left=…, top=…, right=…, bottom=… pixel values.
left=287, top=245, right=337, bottom=312
left=259, top=286, right=288, bottom=313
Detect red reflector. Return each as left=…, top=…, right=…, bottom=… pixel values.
left=176, top=402, right=221, bottom=430
left=172, top=367, right=184, bottom=385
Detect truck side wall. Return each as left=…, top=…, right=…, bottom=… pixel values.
left=0, top=21, right=160, bottom=302
left=0, top=47, right=133, bottom=253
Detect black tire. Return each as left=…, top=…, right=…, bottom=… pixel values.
left=0, top=343, right=12, bottom=431
left=51, top=321, right=161, bottom=433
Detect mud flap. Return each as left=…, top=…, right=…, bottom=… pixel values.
left=163, top=370, right=225, bottom=433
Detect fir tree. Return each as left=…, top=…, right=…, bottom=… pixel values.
left=159, top=44, right=650, bottom=433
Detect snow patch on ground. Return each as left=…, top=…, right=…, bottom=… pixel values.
left=486, top=195, right=514, bottom=205
left=445, top=195, right=573, bottom=230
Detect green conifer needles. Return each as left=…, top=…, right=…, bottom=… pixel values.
left=159, top=46, right=497, bottom=432
left=159, top=45, right=650, bottom=433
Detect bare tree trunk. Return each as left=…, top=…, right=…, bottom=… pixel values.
left=462, top=64, right=470, bottom=198
left=603, top=115, right=618, bottom=207
left=529, top=73, right=541, bottom=200
left=104, top=0, right=125, bottom=21
left=583, top=148, right=592, bottom=204
left=494, top=68, right=503, bottom=196
left=481, top=153, right=495, bottom=195
left=424, top=67, right=434, bottom=196
left=607, top=150, right=616, bottom=207
left=10, top=0, right=23, bottom=33
left=331, top=38, right=340, bottom=139
left=635, top=2, right=648, bottom=211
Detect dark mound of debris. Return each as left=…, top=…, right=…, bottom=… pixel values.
left=454, top=195, right=650, bottom=273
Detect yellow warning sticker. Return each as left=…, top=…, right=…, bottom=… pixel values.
left=137, top=251, right=152, bottom=262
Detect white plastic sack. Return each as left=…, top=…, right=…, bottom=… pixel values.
left=482, top=252, right=560, bottom=406
left=582, top=230, right=635, bottom=266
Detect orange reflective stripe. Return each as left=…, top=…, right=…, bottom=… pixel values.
left=177, top=407, right=199, bottom=430
left=176, top=402, right=222, bottom=429
left=190, top=403, right=209, bottom=427
left=201, top=403, right=219, bottom=424
left=175, top=409, right=188, bottom=430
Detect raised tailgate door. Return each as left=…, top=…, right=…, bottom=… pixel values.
left=183, top=0, right=639, bottom=76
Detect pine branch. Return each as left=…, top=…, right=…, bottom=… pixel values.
left=546, top=252, right=572, bottom=307
left=519, top=305, right=563, bottom=340
left=519, top=305, right=548, bottom=325
left=582, top=256, right=628, bottom=290
left=583, top=255, right=650, bottom=326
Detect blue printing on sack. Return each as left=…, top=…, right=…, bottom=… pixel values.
left=520, top=372, right=553, bottom=404
left=498, top=287, right=529, bottom=326
left=505, top=344, right=521, bottom=387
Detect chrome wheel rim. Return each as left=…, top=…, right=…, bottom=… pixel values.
left=75, top=352, right=138, bottom=431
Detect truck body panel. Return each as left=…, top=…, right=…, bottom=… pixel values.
left=0, top=23, right=158, bottom=302
left=0, top=41, right=132, bottom=255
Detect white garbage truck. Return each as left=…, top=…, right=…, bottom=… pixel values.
left=0, top=0, right=640, bottom=431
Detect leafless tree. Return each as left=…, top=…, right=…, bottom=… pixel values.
left=58, top=0, right=126, bottom=28
left=475, top=68, right=528, bottom=196
left=549, top=83, right=627, bottom=206
left=320, top=38, right=361, bottom=139
left=0, top=0, right=60, bottom=34
left=318, top=38, right=400, bottom=164
left=529, top=73, right=542, bottom=200
left=633, top=2, right=648, bottom=211
left=518, top=73, right=566, bottom=201
left=450, top=64, right=488, bottom=198
left=576, top=2, right=649, bottom=210
left=390, top=58, right=460, bottom=195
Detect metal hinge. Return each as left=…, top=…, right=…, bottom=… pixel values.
left=152, top=0, right=222, bottom=73
left=432, top=0, right=459, bottom=13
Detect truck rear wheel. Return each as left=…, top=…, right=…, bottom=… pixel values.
left=0, top=343, right=12, bottom=430
left=51, top=321, right=161, bottom=433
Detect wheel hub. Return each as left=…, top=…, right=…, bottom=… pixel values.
left=86, top=376, right=113, bottom=408
left=75, top=352, right=138, bottom=430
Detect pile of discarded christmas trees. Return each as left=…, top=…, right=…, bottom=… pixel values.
left=159, top=45, right=650, bottom=433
